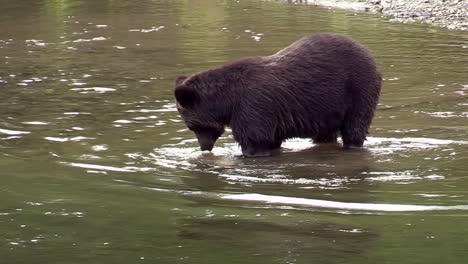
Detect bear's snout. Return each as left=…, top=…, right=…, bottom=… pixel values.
left=195, top=131, right=217, bottom=152
left=200, top=144, right=214, bottom=152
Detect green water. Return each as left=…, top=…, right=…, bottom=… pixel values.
left=1, top=0, right=467, bottom=263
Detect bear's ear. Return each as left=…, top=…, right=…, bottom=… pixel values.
left=175, top=84, right=198, bottom=108
left=175, top=76, right=187, bottom=86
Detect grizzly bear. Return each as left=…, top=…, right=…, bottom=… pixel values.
left=174, top=34, right=381, bottom=157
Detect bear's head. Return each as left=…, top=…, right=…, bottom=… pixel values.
left=174, top=76, right=225, bottom=152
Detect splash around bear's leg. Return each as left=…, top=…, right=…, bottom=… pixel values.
left=343, top=142, right=364, bottom=149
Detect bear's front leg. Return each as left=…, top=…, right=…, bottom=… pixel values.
left=240, top=141, right=282, bottom=158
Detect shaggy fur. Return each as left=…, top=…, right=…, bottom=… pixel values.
left=175, top=34, right=382, bottom=157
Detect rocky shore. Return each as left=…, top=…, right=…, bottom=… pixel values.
left=285, top=0, right=468, bottom=31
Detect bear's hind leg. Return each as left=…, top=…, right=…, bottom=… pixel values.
left=342, top=65, right=381, bottom=148
left=341, top=74, right=380, bottom=149
left=340, top=111, right=369, bottom=149
left=340, top=101, right=378, bottom=149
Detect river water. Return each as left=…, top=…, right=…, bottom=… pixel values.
left=1, top=0, right=467, bottom=263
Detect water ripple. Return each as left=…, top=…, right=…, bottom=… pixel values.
left=0, top=128, right=30, bottom=135
left=136, top=184, right=468, bottom=213
left=222, top=193, right=468, bottom=212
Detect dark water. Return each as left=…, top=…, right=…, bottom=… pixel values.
left=1, top=0, right=467, bottom=263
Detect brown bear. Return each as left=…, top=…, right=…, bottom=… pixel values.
left=174, top=34, right=381, bottom=157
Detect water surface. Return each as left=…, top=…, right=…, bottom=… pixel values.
left=1, top=0, right=467, bottom=263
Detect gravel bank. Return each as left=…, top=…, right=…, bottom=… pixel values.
left=284, top=0, right=468, bottom=31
